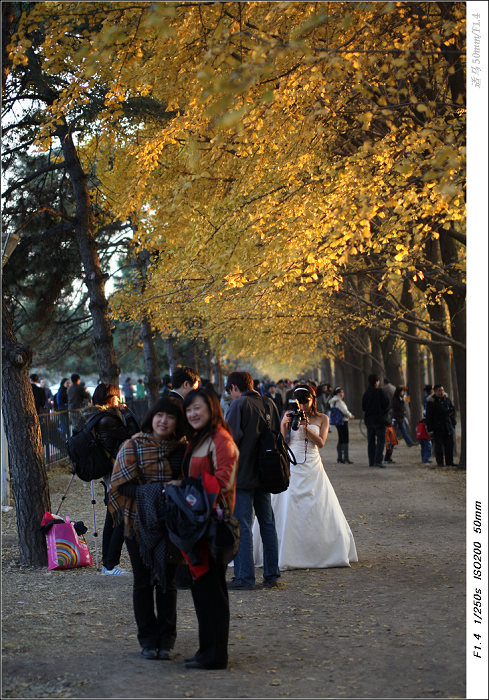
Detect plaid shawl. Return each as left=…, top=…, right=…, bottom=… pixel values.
left=108, top=432, right=187, bottom=538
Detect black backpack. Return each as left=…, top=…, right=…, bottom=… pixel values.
left=256, top=399, right=296, bottom=494
left=66, top=413, right=113, bottom=482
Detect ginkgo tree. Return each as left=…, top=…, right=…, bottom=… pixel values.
left=9, top=2, right=465, bottom=434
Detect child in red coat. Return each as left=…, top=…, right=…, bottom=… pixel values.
left=416, top=419, right=432, bottom=464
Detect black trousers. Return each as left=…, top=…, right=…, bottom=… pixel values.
left=190, top=554, right=229, bottom=668
left=125, top=536, right=178, bottom=651
left=367, top=424, right=385, bottom=465
left=102, top=508, right=125, bottom=570
left=433, top=431, right=454, bottom=466
left=335, top=423, right=349, bottom=445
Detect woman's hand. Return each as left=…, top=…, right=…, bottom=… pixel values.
left=280, top=412, right=292, bottom=440
left=167, top=479, right=183, bottom=487
left=281, top=412, right=292, bottom=428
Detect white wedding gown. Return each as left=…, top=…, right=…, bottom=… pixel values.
left=253, top=424, right=358, bottom=570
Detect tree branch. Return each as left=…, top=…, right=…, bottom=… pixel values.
left=2, top=163, right=67, bottom=200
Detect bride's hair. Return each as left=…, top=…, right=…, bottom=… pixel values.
left=294, top=384, right=318, bottom=416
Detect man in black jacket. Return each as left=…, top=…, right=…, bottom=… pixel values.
left=30, top=374, right=46, bottom=413
left=361, top=374, right=390, bottom=467
left=226, top=371, right=281, bottom=590
left=168, top=366, right=200, bottom=402
left=265, top=382, right=283, bottom=415
left=425, top=385, right=456, bottom=466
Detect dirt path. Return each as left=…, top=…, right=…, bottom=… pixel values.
left=2, top=424, right=467, bottom=698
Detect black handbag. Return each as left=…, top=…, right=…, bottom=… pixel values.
left=207, top=499, right=241, bottom=565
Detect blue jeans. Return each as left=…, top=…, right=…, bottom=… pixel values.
left=394, top=419, right=415, bottom=447
left=419, top=439, right=432, bottom=463
left=233, top=488, right=280, bottom=586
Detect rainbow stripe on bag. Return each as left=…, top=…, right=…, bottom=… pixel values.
left=54, top=538, right=80, bottom=567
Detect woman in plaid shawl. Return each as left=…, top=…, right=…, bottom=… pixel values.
left=108, top=397, right=187, bottom=661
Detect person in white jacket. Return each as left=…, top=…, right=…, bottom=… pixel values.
left=329, top=387, right=355, bottom=463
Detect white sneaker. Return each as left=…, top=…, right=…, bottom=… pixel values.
left=102, top=566, right=130, bottom=576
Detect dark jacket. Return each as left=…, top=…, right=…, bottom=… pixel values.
left=67, top=382, right=91, bottom=411
left=362, top=386, right=390, bottom=427
left=31, top=383, right=46, bottom=413
left=391, top=392, right=408, bottom=422
left=425, top=393, right=456, bottom=435
left=226, top=390, right=280, bottom=490
left=56, top=386, right=68, bottom=410
left=265, top=391, right=283, bottom=416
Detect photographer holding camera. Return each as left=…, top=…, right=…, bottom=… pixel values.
left=281, top=385, right=329, bottom=448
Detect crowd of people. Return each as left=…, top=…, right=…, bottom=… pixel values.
left=360, top=375, right=457, bottom=468
left=59, top=367, right=359, bottom=668
left=31, top=364, right=457, bottom=668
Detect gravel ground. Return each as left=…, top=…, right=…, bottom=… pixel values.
left=1, top=422, right=469, bottom=699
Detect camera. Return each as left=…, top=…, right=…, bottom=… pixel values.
left=287, top=399, right=305, bottom=431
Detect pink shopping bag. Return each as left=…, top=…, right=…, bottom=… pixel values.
left=45, top=515, right=93, bottom=570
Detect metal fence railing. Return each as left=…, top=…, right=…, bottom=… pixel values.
left=38, top=409, right=78, bottom=466
left=38, top=400, right=151, bottom=467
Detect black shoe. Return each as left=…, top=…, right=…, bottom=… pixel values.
left=184, top=660, right=207, bottom=670
left=374, top=463, right=386, bottom=468
left=344, top=459, right=354, bottom=464
left=157, top=649, right=171, bottom=660
left=227, top=579, right=259, bottom=590
left=141, top=648, right=158, bottom=659
left=185, top=659, right=227, bottom=670
left=184, top=655, right=198, bottom=664
left=337, top=458, right=344, bottom=463
left=262, top=578, right=280, bottom=589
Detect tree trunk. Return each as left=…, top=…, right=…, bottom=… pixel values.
left=164, top=338, right=178, bottom=374
left=140, top=317, right=160, bottom=403
left=427, top=302, right=452, bottom=394
left=1, top=3, right=50, bottom=566
left=358, top=328, right=373, bottom=380
left=134, top=250, right=160, bottom=403
left=211, top=355, right=224, bottom=394
left=426, top=349, right=433, bottom=385
left=438, top=230, right=466, bottom=467
left=450, top=350, right=460, bottom=413
left=58, top=128, right=120, bottom=385
left=320, top=356, right=333, bottom=384
left=333, top=358, right=345, bottom=389
left=380, top=334, right=403, bottom=386
left=401, top=279, right=423, bottom=436
left=368, top=330, right=385, bottom=381
left=2, top=298, right=51, bottom=566
left=344, top=341, right=364, bottom=415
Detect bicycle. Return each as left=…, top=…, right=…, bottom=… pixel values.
left=358, top=417, right=368, bottom=438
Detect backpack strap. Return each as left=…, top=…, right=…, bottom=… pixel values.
left=261, top=397, right=272, bottom=430
left=83, top=412, right=107, bottom=432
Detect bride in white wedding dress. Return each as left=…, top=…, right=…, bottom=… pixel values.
left=253, top=384, right=358, bottom=570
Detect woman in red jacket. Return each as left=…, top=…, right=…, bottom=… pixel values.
left=182, top=386, right=239, bottom=670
